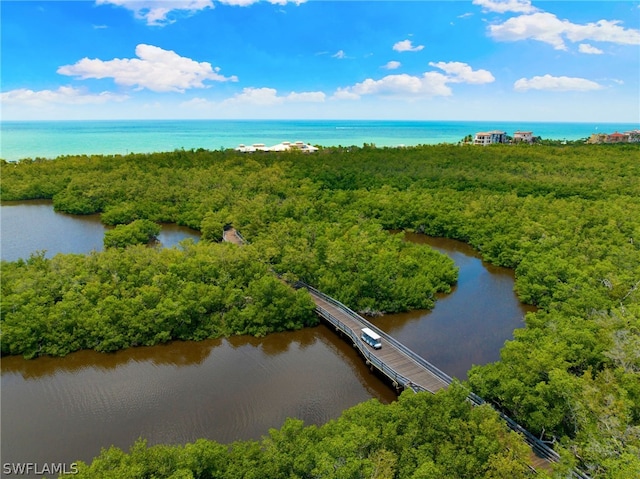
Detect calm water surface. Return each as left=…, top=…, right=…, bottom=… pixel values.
left=1, top=206, right=533, bottom=477
left=372, top=233, right=535, bottom=377
left=0, top=200, right=201, bottom=262
left=3, top=120, right=638, bottom=161
left=2, top=329, right=396, bottom=477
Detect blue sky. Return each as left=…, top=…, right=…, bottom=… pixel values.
left=2, top=0, right=639, bottom=121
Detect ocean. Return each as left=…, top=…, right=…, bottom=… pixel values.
left=1, top=119, right=638, bottom=162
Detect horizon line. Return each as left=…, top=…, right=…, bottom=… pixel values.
left=2, top=118, right=639, bottom=125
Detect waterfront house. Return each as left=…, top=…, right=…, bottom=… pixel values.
left=301, top=144, right=319, bottom=153
left=235, top=143, right=269, bottom=152
left=588, top=131, right=638, bottom=144
left=474, top=130, right=507, bottom=146
left=513, top=131, right=534, bottom=143
left=607, top=132, right=629, bottom=143
left=267, top=141, right=318, bottom=152
left=625, top=130, right=640, bottom=143
left=588, top=133, right=607, bottom=144
left=473, top=132, right=491, bottom=146
left=268, top=142, right=292, bottom=152
left=235, top=141, right=318, bottom=153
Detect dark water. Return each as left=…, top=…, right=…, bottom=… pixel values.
left=1, top=329, right=396, bottom=477
left=0, top=206, right=532, bottom=477
left=0, top=200, right=201, bottom=262
left=372, top=233, right=535, bottom=379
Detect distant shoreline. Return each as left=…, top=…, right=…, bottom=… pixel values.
left=2, top=118, right=637, bottom=124
left=2, top=119, right=638, bottom=162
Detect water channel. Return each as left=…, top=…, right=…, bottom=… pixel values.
left=1, top=202, right=533, bottom=477
left=0, top=200, right=201, bottom=262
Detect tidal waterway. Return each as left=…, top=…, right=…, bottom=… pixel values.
left=0, top=200, right=201, bottom=262
left=0, top=202, right=533, bottom=477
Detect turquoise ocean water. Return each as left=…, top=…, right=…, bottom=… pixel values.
left=1, top=119, right=638, bottom=162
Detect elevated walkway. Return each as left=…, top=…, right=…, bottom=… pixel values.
left=297, top=281, right=590, bottom=478
left=222, top=228, right=591, bottom=478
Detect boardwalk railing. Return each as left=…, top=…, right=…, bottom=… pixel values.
left=295, top=280, right=591, bottom=479
left=314, top=304, right=414, bottom=390
left=296, top=281, right=452, bottom=392
left=220, top=229, right=589, bottom=479
left=222, top=226, right=246, bottom=245
left=235, top=230, right=246, bottom=244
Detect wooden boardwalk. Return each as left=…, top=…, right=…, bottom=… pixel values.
left=222, top=227, right=245, bottom=246
left=222, top=229, right=590, bottom=479
left=298, top=282, right=590, bottom=479
left=304, top=284, right=450, bottom=394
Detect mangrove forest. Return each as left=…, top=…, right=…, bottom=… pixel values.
left=1, top=142, right=638, bottom=478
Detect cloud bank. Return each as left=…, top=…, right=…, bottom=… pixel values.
left=514, top=74, right=603, bottom=92
left=488, top=12, right=640, bottom=50
left=473, top=0, right=537, bottom=14
left=96, top=0, right=305, bottom=26
left=334, top=61, right=494, bottom=100
left=1, top=86, right=128, bottom=106
left=57, top=44, right=237, bottom=92
left=223, top=87, right=325, bottom=106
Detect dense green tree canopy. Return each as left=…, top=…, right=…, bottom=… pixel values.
left=73, top=385, right=537, bottom=479
left=1, top=243, right=318, bottom=357
left=1, top=143, right=639, bottom=477
left=104, top=219, right=161, bottom=248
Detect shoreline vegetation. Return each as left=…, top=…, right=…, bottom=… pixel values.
left=1, top=143, right=639, bottom=477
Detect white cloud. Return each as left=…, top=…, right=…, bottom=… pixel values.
left=428, top=61, right=495, bottom=84
left=219, top=0, right=306, bottom=5
left=96, top=0, right=213, bottom=26
left=489, top=12, right=640, bottom=50
left=383, top=61, right=401, bottom=70
left=564, top=19, right=640, bottom=45
left=0, top=86, right=128, bottom=107
left=218, top=0, right=259, bottom=5
left=224, top=87, right=325, bottom=106
left=57, top=44, right=238, bottom=93
left=473, top=0, right=537, bottom=14
left=96, top=0, right=306, bottom=26
left=489, top=12, right=569, bottom=50
left=223, top=0, right=306, bottom=5
left=514, top=74, right=604, bottom=92
left=334, top=62, right=494, bottom=100
left=393, top=40, right=425, bottom=52
left=332, top=50, right=347, bottom=59
left=348, top=74, right=438, bottom=96
left=578, top=43, right=603, bottom=55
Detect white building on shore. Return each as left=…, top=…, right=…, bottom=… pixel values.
left=513, top=131, right=534, bottom=143
left=235, top=141, right=318, bottom=153
left=473, top=130, right=507, bottom=146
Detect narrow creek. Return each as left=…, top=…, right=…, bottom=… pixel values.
left=1, top=203, right=533, bottom=476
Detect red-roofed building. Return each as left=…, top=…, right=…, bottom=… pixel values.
left=606, top=132, right=629, bottom=143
